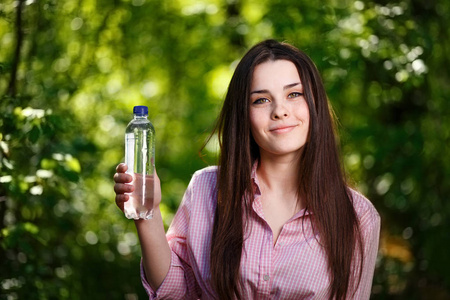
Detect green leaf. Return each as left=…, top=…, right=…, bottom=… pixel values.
left=28, top=125, right=41, bottom=144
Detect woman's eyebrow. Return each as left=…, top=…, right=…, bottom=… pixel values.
left=250, top=89, right=269, bottom=95
left=284, top=82, right=302, bottom=90
left=250, top=82, right=302, bottom=95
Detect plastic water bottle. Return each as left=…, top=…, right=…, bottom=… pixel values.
left=124, top=105, right=155, bottom=220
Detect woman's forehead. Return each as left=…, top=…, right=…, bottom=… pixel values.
left=251, top=60, right=302, bottom=90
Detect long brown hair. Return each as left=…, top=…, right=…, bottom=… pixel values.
left=209, top=39, right=364, bottom=300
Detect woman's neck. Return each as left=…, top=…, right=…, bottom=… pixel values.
left=256, top=152, right=301, bottom=197
left=256, top=152, right=304, bottom=244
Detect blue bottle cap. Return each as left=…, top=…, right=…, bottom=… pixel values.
left=133, top=105, right=148, bottom=115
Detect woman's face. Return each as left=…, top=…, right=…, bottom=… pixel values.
left=249, top=59, right=310, bottom=160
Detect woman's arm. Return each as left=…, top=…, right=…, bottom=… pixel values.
left=351, top=195, right=381, bottom=300
left=135, top=213, right=172, bottom=290
left=114, top=163, right=171, bottom=290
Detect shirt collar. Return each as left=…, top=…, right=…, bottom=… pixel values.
left=251, top=160, right=261, bottom=196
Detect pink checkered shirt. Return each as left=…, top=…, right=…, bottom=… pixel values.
left=141, top=165, right=380, bottom=299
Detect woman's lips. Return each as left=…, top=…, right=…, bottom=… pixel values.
left=269, top=124, right=298, bottom=133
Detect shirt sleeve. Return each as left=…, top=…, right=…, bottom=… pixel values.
left=140, top=176, right=202, bottom=300
left=350, top=194, right=381, bottom=300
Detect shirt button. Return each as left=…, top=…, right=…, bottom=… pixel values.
left=263, top=274, right=270, bottom=281
left=278, top=242, right=284, bottom=246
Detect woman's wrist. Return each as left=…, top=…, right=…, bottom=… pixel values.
left=133, top=206, right=163, bottom=226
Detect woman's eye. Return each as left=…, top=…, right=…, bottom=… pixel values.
left=288, top=92, right=303, bottom=98
left=253, top=98, right=269, bottom=104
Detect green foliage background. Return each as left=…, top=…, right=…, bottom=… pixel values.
left=0, top=0, right=449, bottom=299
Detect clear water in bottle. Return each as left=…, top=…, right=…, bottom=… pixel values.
left=124, top=106, right=155, bottom=220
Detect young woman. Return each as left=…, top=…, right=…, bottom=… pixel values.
left=114, top=39, right=380, bottom=300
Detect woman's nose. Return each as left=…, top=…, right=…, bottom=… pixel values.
left=271, top=101, right=289, bottom=120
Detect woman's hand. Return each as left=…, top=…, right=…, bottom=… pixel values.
left=113, top=163, right=162, bottom=212
left=113, top=163, right=134, bottom=212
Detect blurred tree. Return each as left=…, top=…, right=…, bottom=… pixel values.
left=0, top=0, right=448, bottom=299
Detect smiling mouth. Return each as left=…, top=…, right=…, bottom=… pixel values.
left=269, top=125, right=298, bottom=133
